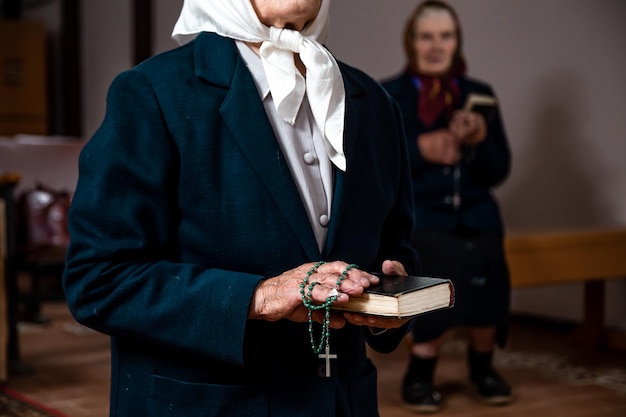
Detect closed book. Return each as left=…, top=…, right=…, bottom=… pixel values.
left=463, top=93, right=498, bottom=123
left=331, top=274, right=455, bottom=319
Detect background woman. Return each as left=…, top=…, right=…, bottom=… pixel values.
left=381, top=0, right=512, bottom=413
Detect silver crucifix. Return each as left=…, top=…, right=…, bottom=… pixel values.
left=318, top=344, right=337, bottom=377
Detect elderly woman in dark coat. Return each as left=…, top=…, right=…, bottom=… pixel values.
left=382, top=0, right=513, bottom=413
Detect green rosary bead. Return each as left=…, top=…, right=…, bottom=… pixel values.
left=301, top=262, right=359, bottom=355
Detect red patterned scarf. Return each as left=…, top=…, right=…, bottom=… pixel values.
left=411, top=72, right=461, bottom=128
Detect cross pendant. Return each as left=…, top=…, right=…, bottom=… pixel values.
left=318, top=344, right=337, bottom=377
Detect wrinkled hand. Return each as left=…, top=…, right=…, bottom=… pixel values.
left=449, top=110, right=487, bottom=146
left=417, top=129, right=461, bottom=165
left=343, top=260, right=413, bottom=329
left=249, top=261, right=380, bottom=329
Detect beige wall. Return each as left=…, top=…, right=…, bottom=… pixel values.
left=24, top=0, right=626, bottom=330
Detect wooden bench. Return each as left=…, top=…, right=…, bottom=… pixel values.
left=505, top=228, right=626, bottom=351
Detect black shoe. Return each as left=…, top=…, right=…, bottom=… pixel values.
left=402, top=381, right=442, bottom=414
left=470, top=368, right=513, bottom=406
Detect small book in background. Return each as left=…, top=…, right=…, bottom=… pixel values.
left=463, top=93, right=498, bottom=123
left=331, top=274, right=455, bottom=319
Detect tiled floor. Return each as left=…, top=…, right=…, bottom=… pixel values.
left=4, top=302, right=626, bottom=417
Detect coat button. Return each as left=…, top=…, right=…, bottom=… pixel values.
left=443, top=195, right=453, bottom=205
left=303, top=152, right=316, bottom=165
left=470, top=276, right=487, bottom=286
left=319, top=214, right=329, bottom=227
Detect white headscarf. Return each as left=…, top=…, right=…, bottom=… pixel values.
left=172, top=0, right=346, bottom=171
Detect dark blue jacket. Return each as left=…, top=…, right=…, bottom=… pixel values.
left=382, top=73, right=511, bottom=234
left=63, top=32, right=417, bottom=417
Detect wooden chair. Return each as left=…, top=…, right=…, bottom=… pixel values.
left=15, top=184, right=70, bottom=324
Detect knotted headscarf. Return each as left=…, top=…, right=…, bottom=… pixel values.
left=172, top=0, right=347, bottom=171
left=410, top=70, right=461, bottom=128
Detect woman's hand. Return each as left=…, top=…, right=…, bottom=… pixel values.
left=343, top=260, right=412, bottom=329
left=343, top=313, right=412, bottom=329
left=449, top=110, right=487, bottom=146
left=249, top=261, right=380, bottom=329
left=417, top=129, right=461, bottom=165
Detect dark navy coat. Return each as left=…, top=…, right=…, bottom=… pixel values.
left=381, top=73, right=511, bottom=234
left=63, top=32, right=417, bottom=417
left=382, top=72, right=512, bottom=345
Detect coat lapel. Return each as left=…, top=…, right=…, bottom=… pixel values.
left=193, top=33, right=321, bottom=260
left=323, top=73, right=365, bottom=258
